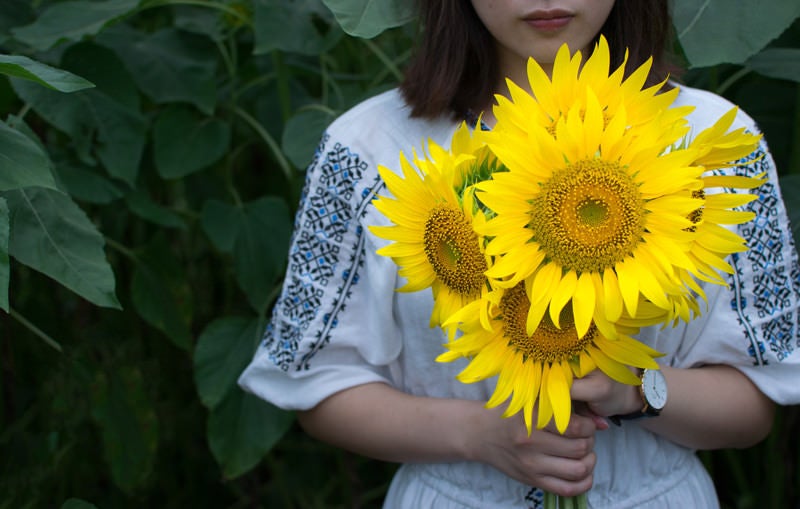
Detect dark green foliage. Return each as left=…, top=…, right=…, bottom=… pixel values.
left=0, top=1, right=798, bottom=508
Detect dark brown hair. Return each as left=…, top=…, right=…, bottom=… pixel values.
left=400, top=0, right=682, bottom=120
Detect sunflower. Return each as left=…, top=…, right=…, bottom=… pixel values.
left=669, top=108, right=764, bottom=317
left=476, top=36, right=764, bottom=338
left=438, top=281, right=663, bottom=434
left=497, top=35, right=693, bottom=139
left=479, top=87, right=701, bottom=338
left=369, top=123, right=498, bottom=331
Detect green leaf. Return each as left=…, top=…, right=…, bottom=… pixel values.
left=233, top=198, right=292, bottom=311
left=125, top=191, right=187, bottom=230
left=780, top=174, right=800, bottom=248
left=200, top=198, right=292, bottom=311
left=282, top=107, right=336, bottom=168
left=131, top=234, right=193, bottom=350
left=747, top=48, right=800, bottom=83
left=673, top=0, right=800, bottom=67
left=4, top=187, right=120, bottom=309
left=54, top=162, right=125, bottom=205
left=153, top=106, right=231, bottom=179
left=90, top=366, right=158, bottom=494
left=0, top=0, right=35, bottom=46
left=194, top=316, right=264, bottom=409
left=208, top=387, right=293, bottom=479
left=12, top=78, right=147, bottom=186
left=173, top=5, right=228, bottom=42
left=0, top=120, right=59, bottom=191
left=201, top=199, right=243, bottom=253
left=0, top=54, right=94, bottom=92
left=320, top=0, right=415, bottom=38
left=11, top=0, right=140, bottom=51
left=60, top=42, right=140, bottom=109
left=98, top=25, right=218, bottom=114
left=0, top=198, right=9, bottom=312
left=61, top=499, right=99, bottom=509
left=253, top=0, right=343, bottom=55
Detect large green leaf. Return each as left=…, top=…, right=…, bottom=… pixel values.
left=10, top=0, right=140, bottom=51
left=153, top=106, right=231, bottom=179
left=11, top=78, right=147, bottom=186
left=233, top=198, right=292, bottom=312
left=131, top=234, right=193, bottom=350
left=253, top=0, right=343, bottom=55
left=673, top=0, right=800, bottom=67
left=0, top=120, right=59, bottom=192
left=282, top=107, right=337, bottom=168
left=172, top=4, right=229, bottom=42
left=89, top=366, right=158, bottom=494
left=125, top=190, right=187, bottom=230
left=747, top=48, right=800, bottom=83
left=54, top=162, right=125, bottom=205
left=0, top=198, right=9, bottom=312
left=194, top=316, right=264, bottom=409
left=200, top=197, right=291, bottom=312
left=780, top=174, right=800, bottom=247
left=0, top=54, right=94, bottom=92
left=320, top=0, right=415, bottom=38
left=208, top=387, right=293, bottom=479
left=98, top=25, right=218, bottom=114
left=202, top=196, right=291, bottom=311
left=0, top=0, right=34, bottom=46
left=201, top=199, right=243, bottom=253
left=4, top=187, right=120, bottom=309
left=60, top=42, right=140, bottom=110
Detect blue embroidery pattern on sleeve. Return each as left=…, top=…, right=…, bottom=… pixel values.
left=728, top=143, right=800, bottom=365
left=261, top=134, right=378, bottom=371
left=524, top=487, right=545, bottom=509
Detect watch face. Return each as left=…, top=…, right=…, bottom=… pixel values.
left=642, top=369, right=668, bottom=410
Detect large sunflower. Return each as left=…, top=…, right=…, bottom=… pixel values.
left=369, top=123, right=498, bottom=331
left=479, top=89, right=699, bottom=338
left=497, top=36, right=693, bottom=140
left=477, top=43, right=762, bottom=338
left=438, top=281, right=663, bottom=434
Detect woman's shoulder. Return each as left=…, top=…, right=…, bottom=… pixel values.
left=325, top=88, right=457, bottom=150
left=673, top=83, right=761, bottom=133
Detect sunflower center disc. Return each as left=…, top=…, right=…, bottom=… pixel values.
left=686, top=189, right=705, bottom=232
left=424, top=204, right=487, bottom=296
left=530, top=158, right=646, bottom=273
left=500, top=284, right=595, bottom=363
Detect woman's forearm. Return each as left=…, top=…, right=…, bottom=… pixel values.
left=640, top=364, right=775, bottom=450
left=296, top=382, right=481, bottom=464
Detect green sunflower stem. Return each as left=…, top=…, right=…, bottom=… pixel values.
left=543, top=493, right=588, bottom=509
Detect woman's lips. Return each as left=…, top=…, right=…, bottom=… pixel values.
left=525, top=10, right=573, bottom=31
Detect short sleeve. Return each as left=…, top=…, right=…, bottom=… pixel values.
left=238, top=128, right=403, bottom=410
left=668, top=135, right=800, bottom=405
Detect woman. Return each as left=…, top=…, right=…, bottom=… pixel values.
left=240, top=1, right=798, bottom=506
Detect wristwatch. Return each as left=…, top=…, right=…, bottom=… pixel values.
left=610, top=368, right=668, bottom=424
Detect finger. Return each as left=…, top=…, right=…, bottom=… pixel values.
left=525, top=453, right=597, bottom=495
left=536, top=472, right=595, bottom=499
left=550, top=412, right=597, bottom=438
left=532, top=432, right=595, bottom=459
left=570, top=375, right=611, bottom=401
left=573, top=402, right=611, bottom=430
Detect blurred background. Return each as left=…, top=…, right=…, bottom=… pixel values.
left=0, top=1, right=798, bottom=508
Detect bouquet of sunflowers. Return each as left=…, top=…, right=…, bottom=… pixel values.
left=370, top=34, right=761, bottom=456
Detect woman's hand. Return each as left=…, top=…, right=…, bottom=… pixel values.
left=466, top=405, right=601, bottom=497
left=298, top=382, right=603, bottom=497
left=568, top=365, right=775, bottom=450
left=570, top=369, right=643, bottom=419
